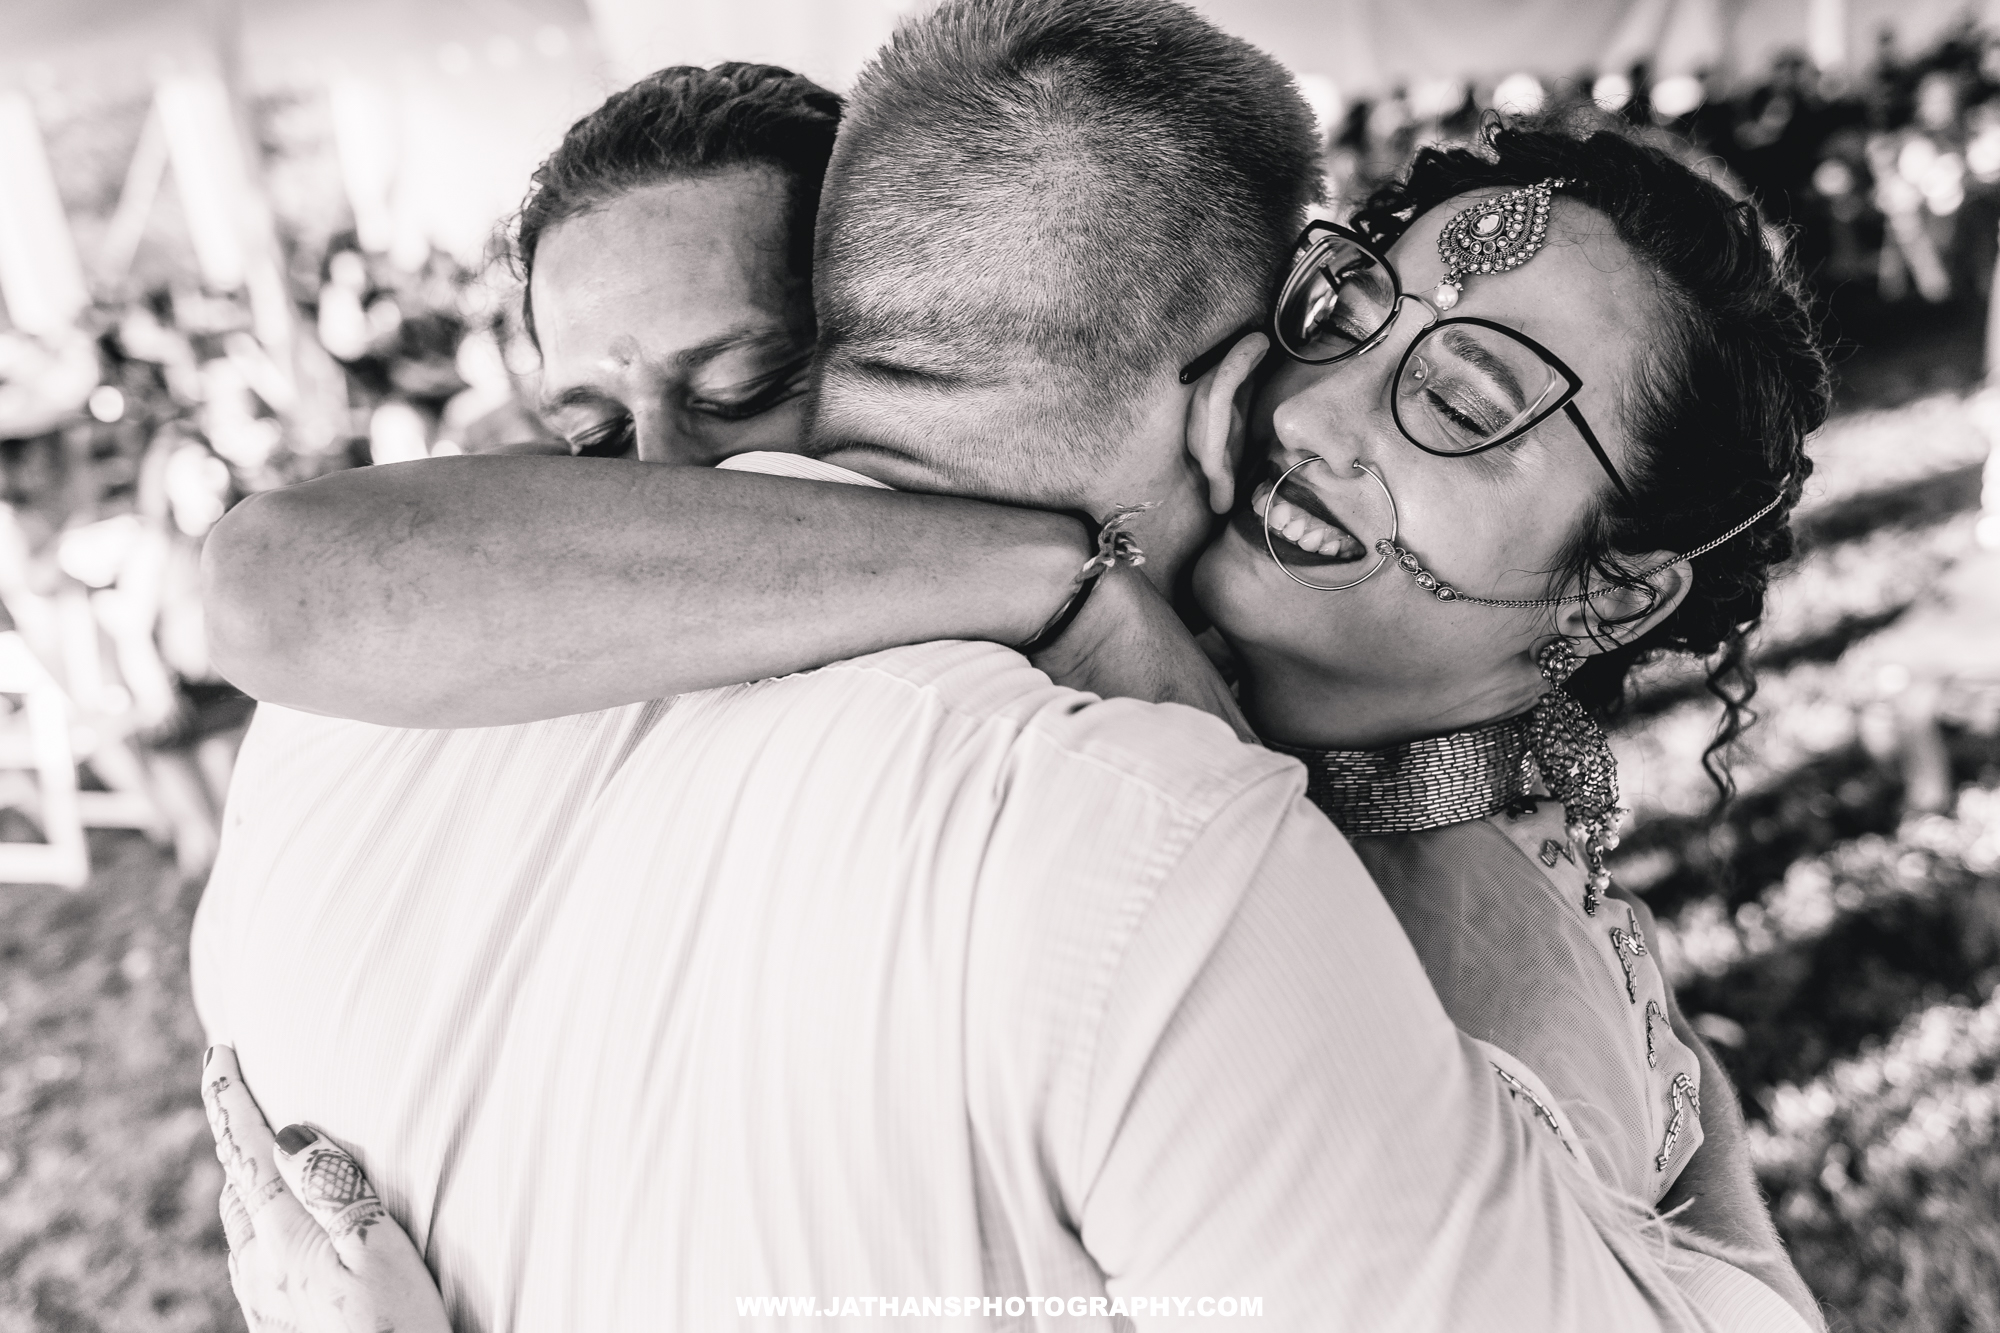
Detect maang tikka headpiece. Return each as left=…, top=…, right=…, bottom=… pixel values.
left=1431, top=178, right=1564, bottom=311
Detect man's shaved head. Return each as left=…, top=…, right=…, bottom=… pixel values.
left=810, top=0, right=1321, bottom=498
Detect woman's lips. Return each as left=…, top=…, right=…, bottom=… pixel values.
left=1239, top=471, right=1369, bottom=564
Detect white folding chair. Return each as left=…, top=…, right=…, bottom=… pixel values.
left=0, top=629, right=88, bottom=887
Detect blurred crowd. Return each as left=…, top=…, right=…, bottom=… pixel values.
left=307, top=238, right=552, bottom=465
left=1331, top=21, right=2000, bottom=321
left=8, top=20, right=2000, bottom=884
left=0, top=232, right=551, bottom=880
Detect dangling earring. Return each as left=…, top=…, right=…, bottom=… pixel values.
left=1528, top=639, right=1622, bottom=917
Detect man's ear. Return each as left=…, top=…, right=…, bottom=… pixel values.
left=1185, top=332, right=1269, bottom=515
left=1553, top=551, right=1692, bottom=655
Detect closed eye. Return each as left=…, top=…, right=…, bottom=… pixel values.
left=687, top=351, right=815, bottom=422
left=568, top=415, right=635, bottom=458
left=1423, top=387, right=1495, bottom=437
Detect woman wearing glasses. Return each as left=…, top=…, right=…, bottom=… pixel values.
left=204, top=120, right=1827, bottom=1330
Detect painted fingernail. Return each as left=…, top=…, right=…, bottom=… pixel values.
left=275, top=1124, right=318, bottom=1157
left=202, top=1045, right=215, bottom=1069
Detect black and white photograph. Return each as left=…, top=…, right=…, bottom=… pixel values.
left=1, top=0, right=1997, bottom=1328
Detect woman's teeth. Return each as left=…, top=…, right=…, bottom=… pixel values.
left=1251, top=480, right=1360, bottom=557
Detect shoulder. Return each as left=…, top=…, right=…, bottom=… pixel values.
left=804, top=643, right=1341, bottom=979
left=237, top=699, right=663, bottom=768
left=224, top=700, right=666, bottom=837
left=826, top=641, right=1307, bottom=823
left=1485, top=798, right=1595, bottom=913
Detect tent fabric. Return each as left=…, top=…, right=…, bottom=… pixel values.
left=577, top=0, right=2000, bottom=96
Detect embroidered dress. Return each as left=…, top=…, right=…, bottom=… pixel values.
left=1269, top=718, right=1704, bottom=1203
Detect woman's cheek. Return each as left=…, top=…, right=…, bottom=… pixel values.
left=1196, top=540, right=1290, bottom=651
left=1389, top=467, right=1513, bottom=581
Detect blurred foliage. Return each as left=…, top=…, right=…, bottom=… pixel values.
left=1753, top=985, right=2000, bottom=1331
left=1668, top=786, right=2000, bottom=1106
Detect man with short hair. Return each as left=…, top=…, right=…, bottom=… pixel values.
left=197, top=3, right=1745, bottom=1329
left=803, top=0, right=1314, bottom=514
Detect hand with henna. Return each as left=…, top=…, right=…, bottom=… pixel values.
left=200, top=1045, right=453, bottom=1333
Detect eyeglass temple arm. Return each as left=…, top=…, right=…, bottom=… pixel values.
left=1563, top=402, right=1634, bottom=503
left=1177, top=321, right=1266, bottom=386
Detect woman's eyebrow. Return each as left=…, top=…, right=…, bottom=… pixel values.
left=1439, top=327, right=1527, bottom=402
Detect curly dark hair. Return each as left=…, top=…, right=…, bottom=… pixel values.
left=1349, top=119, right=1833, bottom=797
left=511, top=62, right=844, bottom=344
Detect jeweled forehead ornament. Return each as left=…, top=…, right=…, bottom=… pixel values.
left=1430, top=178, right=1566, bottom=312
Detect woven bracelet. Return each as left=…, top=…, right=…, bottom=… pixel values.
left=1016, top=502, right=1156, bottom=657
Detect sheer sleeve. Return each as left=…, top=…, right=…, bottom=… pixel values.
left=1353, top=804, right=1705, bottom=1204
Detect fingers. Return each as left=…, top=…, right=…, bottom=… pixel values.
left=201, top=1045, right=287, bottom=1215
left=201, top=1051, right=450, bottom=1333
left=220, top=1179, right=256, bottom=1253
left=272, top=1123, right=455, bottom=1333
left=219, top=1184, right=263, bottom=1323
left=202, top=1046, right=342, bottom=1289
left=221, top=1180, right=307, bottom=1333
left=272, top=1124, right=392, bottom=1265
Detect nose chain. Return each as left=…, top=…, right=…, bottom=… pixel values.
left=1375, top=481, right=1791, bottom=610
left=1373, top=537, right=1594, bottom=609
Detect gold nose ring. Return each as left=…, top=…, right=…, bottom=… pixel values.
left=1262, top=454, right=1400, bottom=592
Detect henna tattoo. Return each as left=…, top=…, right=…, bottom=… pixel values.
left=245, top=1304, right=307, bottom=1333
left=299, top=1147, right=373, bottom=1210
left=219, top=1183, right=256, bottom=1252
left=329, top=1199, right=388, bottom=1246
left=292, top=1144, right=391, bottom=1245
left=204, top=1074, right=263, bottom=1188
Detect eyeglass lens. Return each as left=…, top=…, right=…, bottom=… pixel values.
left=1397, top=324, right=1567, bottom=455
left=1273, top=232, right=1398, bottom=363
left=1276, top=229, right=1572, bottom=453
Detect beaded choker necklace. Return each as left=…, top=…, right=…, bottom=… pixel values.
left=1264, top=713, right=1537, bottom=836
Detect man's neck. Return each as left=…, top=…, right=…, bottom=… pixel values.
left=809, top=440, right=963, bottom=496
left=809, top=386, right=1210, bottom=595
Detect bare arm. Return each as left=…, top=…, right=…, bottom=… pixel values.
left=202, top=456, right=1091, bottom=727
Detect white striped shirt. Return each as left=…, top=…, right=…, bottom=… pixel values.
left=192, top=453, right=1804, bottom=1331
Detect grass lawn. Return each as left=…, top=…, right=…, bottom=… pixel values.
left=0, top=830, right=240, bottom=1332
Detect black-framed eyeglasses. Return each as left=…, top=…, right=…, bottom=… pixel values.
left=1180, top=221, right=1633, bottom=503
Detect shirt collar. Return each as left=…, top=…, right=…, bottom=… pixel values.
left=715, top=451, right=892, bottom=490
